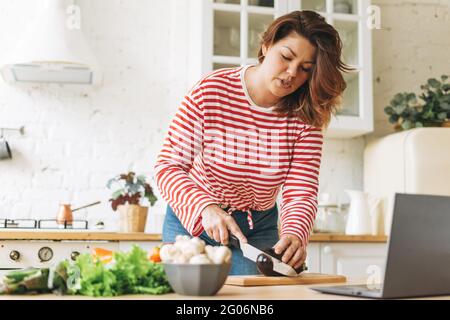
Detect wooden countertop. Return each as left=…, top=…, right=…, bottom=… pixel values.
left=309, top=233, right=388, bottom=243
left=0, top=231, right=387, bottom=242
left=0, top=279, right=447, bottom=300
left=0, top=231, right=162, bottom=241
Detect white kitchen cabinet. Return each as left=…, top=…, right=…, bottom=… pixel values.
left=320, top=242, right=387, bottom=280
left=305, top=243, right=321, bottom=273
left=188, top=0, right=373, bottom=138
left=305, top=242, right=387, bottom=281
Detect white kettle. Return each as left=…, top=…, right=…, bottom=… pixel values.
left=345, top=190, right=381, bottom=235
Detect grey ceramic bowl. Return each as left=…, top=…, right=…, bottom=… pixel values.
left=163, top=263, right=231, bottom=296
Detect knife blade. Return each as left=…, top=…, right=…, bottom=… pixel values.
left=229, top=235, right=299, bottom=277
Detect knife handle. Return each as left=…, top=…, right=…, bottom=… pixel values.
left=229, top=235, right=241, bottom=249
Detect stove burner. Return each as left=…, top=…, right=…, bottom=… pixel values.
left=0, top=219, right=37, bottom=229
left=38, top=219, right=89, bottom=230
left=0, top=218, right=88, bottom=230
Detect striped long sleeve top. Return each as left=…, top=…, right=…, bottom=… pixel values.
left=154, top=66, right=323, bottom=247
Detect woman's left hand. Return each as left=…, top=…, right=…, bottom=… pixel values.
left=273, top=234, right=306, bottom=269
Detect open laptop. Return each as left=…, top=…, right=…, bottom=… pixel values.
left=312, top=193, right=450, bottom=299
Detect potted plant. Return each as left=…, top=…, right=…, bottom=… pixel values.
left=107, top=171, right=157, bottom=233
left=384, top=75, right=450, bottom=131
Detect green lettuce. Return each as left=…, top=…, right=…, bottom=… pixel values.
left=0, top=245, right=172, bottom=297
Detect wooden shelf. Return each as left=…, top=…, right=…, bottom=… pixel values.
left=0, top=231, right=387, bottom=243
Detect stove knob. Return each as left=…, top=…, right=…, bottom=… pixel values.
left=71, top=251, right=80, bottom=261
left=38, top=247, right=53, bottom=262
left=9, top=250, right=20, bottom=261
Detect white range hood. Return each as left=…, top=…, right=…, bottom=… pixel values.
left=0, top=0, right=101, bottom=85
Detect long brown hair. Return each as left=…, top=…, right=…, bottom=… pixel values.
left=258, top=10, right=353, bottom=128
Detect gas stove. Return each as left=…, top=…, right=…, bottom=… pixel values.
left=0, top=218, right=89, bottom=230
left=0, top=218, right=117, bottom=274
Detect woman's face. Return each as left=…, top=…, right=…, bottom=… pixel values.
left=260, top=32, right=317, bottom=98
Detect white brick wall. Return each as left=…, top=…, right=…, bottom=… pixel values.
left=370, top=0, right=450, bottom=139
left=4, top=0, right=432, bottom=232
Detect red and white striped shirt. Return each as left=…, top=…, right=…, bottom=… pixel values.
left=154, top=66, right=323, bottom=246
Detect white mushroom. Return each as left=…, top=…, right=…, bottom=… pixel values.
left=205, top=245, right=216, bottom=260
left=173, top=236, right=196, bottom=254
left=173, top=236, right=206, bottom=256
left=174, top=254, right=190, bottom=264
left=182, top=238, right=205, bottom=256
left=159, top=244, right=181, bottom=262
left=190, top=237, right=206, bottom=253
left=205, top=245, right=232, bottom=264
left=212, top=246, right=232, bottom=264
left=189, top=254, right=212, bottom=264
left=162, top=235, right=231, bottom=265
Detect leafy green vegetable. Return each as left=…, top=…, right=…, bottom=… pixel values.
left=67, top=253, right=117, bottom=297
left=0, top=268, right=50, bottom=295
left=0, top=245, right=172, bottom=297
left=113, top=246, right=172, bottom=295
left=3, top=268, right=40, bottom=284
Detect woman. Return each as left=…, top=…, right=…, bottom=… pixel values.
left=154, top=10, right=351, bottom=275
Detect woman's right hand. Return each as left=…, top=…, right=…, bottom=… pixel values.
left=201, top=204, right=247, bottom=245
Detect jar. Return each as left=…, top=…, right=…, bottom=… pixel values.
left=313, top=204, right=348, bottom=233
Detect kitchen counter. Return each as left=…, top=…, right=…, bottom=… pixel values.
left=0, top=279, right=447, bottom=300
left=308, top=233, right=387, bottom=243
left=0, top=231, right=387, bottom=242
left=0, top=230, right=161, bottom=241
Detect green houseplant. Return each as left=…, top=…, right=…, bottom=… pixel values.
left=107, top=172, right=158, bottom=233
left=384, top=75, right=450, bottom=131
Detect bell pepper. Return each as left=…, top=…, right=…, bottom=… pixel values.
left=149, top=246, right=161, bottom=263
left=92, top=247, right=113, bottom=264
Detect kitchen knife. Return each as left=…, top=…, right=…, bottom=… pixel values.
left=229, top=235, right=300, bottom=277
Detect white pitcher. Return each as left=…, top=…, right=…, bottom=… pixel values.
left=345, top=190, right=372, bottom=235
left=368, top=195, right=383, bottom=236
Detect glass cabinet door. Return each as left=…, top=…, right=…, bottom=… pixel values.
left=287, top=0, right=373, bottom=137
left=334, top=19, right=360, bottom=117
left=293, top=1, right=363, bottom=117
left=298, top=0, right=358, bottom=15
left=214, top=10, right=241, bottom=57
left=340, top=71, right=360, bottom=116
left=248, top=13, right=273, bottom=58
left=333, top=0, right=358, bottom=15
left=334, top=20, right=359, bottom=67
left=300, top=0, right=326, bottom=12
left=196, top=0, right=373, bottom=137
left=214, top=0, right=241, bottom=4
left=212, top=0, right=281, bottom=71
left=249, top=0, right=275, bottom=7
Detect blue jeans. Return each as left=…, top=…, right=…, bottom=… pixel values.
left=162, top=204, right=279, bottom=275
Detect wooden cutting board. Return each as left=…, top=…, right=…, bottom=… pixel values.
left=225, top=273, right=346, bottom=286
